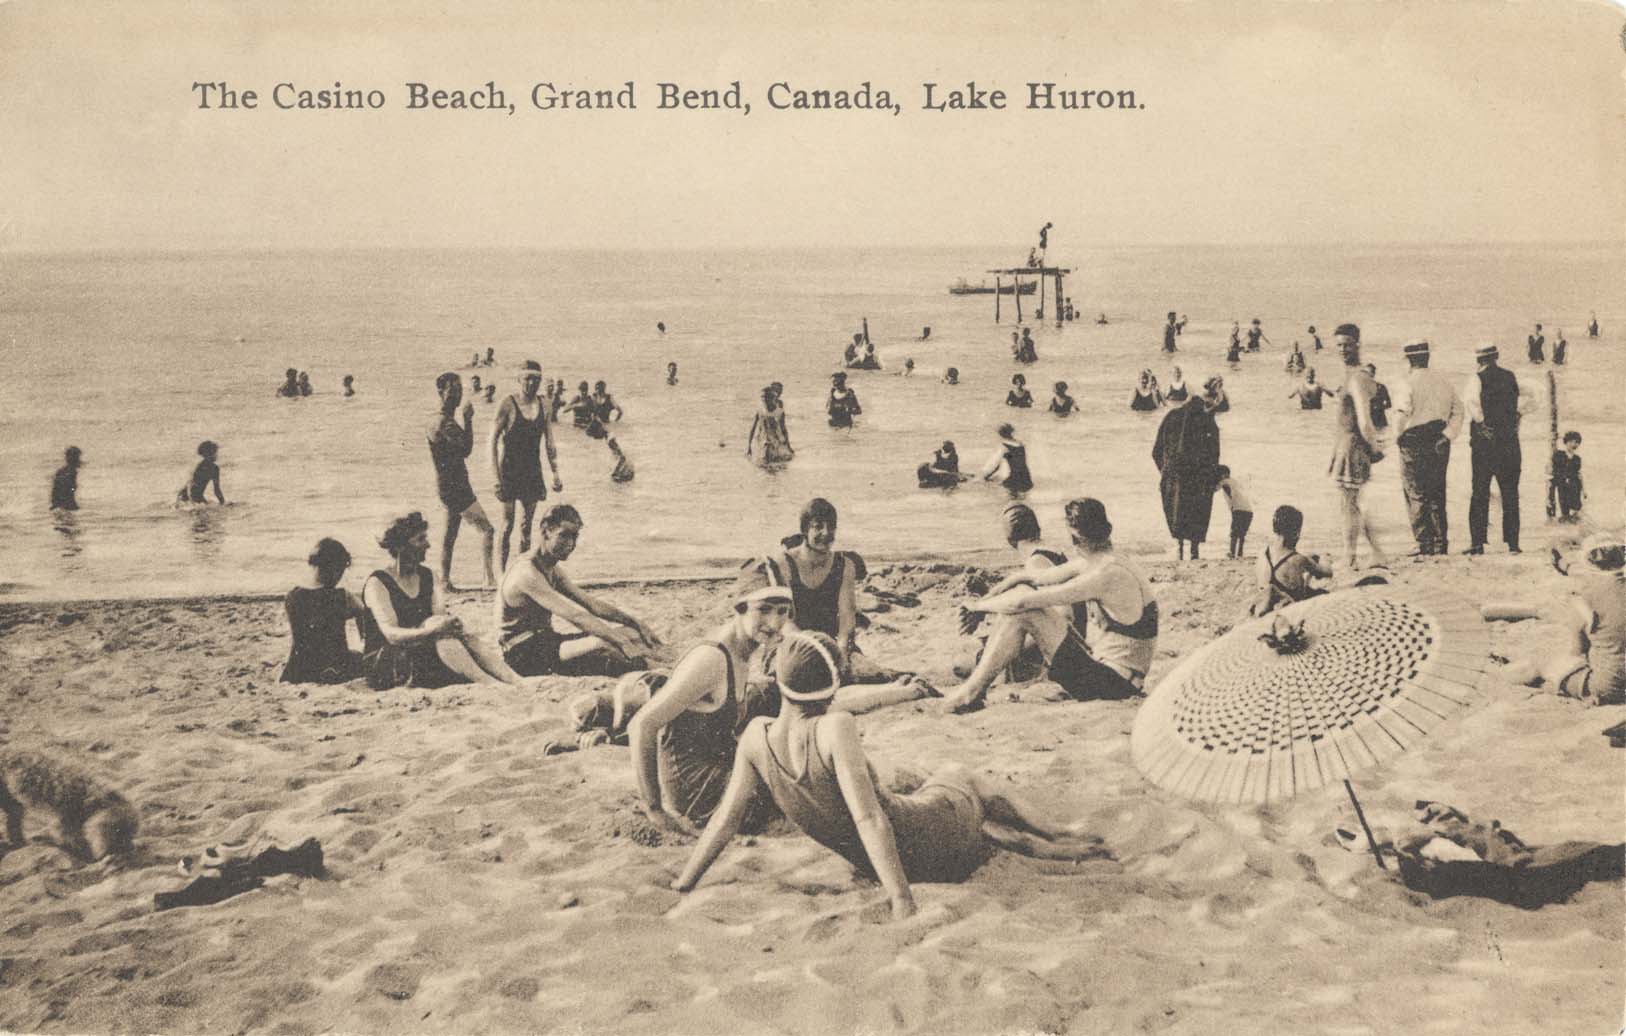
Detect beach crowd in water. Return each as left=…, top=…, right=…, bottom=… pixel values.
left=39, top=226, right=1621, bottom=918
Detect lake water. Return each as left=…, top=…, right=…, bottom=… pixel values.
left=1, top=244, right=1620, bottom=601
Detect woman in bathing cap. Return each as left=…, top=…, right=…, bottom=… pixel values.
left=627, top=585, right=797, bottom=834
left=674, top=631, right=1107, bottom=920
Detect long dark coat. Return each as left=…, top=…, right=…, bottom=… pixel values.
left=1151, top=398, right=1222, bottom=542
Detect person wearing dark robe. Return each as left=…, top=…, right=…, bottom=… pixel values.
left=1151, top=395, right=1222, bottom=560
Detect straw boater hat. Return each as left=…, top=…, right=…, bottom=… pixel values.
left=1474, top=344, right=1498, bottom=362
left=1131, top=584, right=1490, bottom=805
left=1403, top=341, right=1430, bottom=359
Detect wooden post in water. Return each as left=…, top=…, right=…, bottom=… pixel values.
left=1014, top=275, right=1023, bottom=324
left=1054, top=272, right=1065, bottom=326
left=1038, top=269, right=1047, bottom=321
left=995, top=277, right=1002, bottom=323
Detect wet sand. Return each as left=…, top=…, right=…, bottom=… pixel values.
left=0, top=554, right=1620, bottom=1034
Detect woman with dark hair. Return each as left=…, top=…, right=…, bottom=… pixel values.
left=917, top=441, right=968, bottom=489
left=981, top=424, right=1033, bottom=495
left=1005, top=374, right=1033, bottom=408
left=281, top=538, right=365, bottom=684
left=359, top=512, right=523, bottom=690
left=1048, top=381, right=1077, bottom=417
left=428, top=372, right=496, bottom=590
left=675, top=631, right=1106, bottom=920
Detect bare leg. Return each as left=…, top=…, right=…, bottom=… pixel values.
left=499, top=500, right=518, bottom=572
left=437, top=636, right=523, bottom=685
left=932, top=765, right=1111, bottom=861
left=440, top=507, right=464, bottom=588
left=1339, top=487, right=1362, bottom=567
left=517, top=499, right=540, bottom=556
left=461, top=502, right=497, bottom=587
left=943, top=608, right=1068, bottom=713
left=1503, top=604, right=1588, bottom=688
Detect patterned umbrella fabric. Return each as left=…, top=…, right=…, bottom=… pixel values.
left=1131, top=584, right=1491, bottom=805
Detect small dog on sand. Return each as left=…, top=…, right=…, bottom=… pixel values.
left=0, top=750, right=139, bottom=862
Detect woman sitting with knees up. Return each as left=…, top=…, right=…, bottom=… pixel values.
left=673, top=631, right=1108, bottom=921
left=359, top=512, right=525, bottom=690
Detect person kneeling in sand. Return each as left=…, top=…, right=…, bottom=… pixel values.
left=943, top=498, right=1157, bottom=713
left=360, top=513, right=524, bottom=690
left=673, top=631, right=1108, bottom=920
left=496, top=504, right=661, bottom=677
left=1484, top=532, right=1624, bottom=706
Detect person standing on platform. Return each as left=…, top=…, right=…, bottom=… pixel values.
left=1463, top=344, right=1526, bottom=555
left=1391, top=341, right=1461, bottom=556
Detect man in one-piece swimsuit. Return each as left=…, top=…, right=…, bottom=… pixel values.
left=490, top=360, right=563, bottom=572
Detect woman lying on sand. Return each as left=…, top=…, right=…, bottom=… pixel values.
left=674, top=631, right=1108, bottom=920
left=1485, top=531, right=1624, bottom=705
left=358, top=512, right=524, bottom=690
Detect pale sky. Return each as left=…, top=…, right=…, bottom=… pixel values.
left=2, top=0, right=1622, bottom=251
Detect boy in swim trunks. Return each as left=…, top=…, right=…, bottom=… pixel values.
left=1251, top=505, right=1333, bottom=617
left=490, top=360, right=563, bottom=572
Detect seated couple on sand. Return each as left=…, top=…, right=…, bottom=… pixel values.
left=943, top=497, right=1159, bottom=713
left=278, top=523, right=518, bottom=689
left=671, top=630, right=1110, bottom=920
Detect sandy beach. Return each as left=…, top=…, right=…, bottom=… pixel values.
left=1, top=553, right=1619, bottom=1035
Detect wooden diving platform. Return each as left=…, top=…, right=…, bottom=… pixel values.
left=985, top=266, right=1073, bottom=326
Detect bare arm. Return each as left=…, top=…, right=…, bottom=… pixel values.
left=1347, top=377, right=1381, bottom=449
left=825, top=713, right=914, bottom=919
left=552, top=568, right=659, bottom=649
left=674, top=725, right=767, bottom=892
left=540, top=408, right=561, bottom=488
left=835, top=560, right=858, bottom=662
left=627, top=645, right=727, bottom=812
left=362, top=577, right=445, bottom=645
left=211, top=471, right=225, bottom=504
left=746, top=413, right=762, bottom=455
left=489, top=397, right=514, bottom=480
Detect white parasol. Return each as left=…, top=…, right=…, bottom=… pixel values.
left=1131, top=584, right=1491, bottom=805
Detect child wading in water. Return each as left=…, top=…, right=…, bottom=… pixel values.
left=1251, top=505, right=1333, bottom=616
left=1550, top=430, right=1585, bottom=521
left=178, top=440, right=225, bottom=504
left=1214, top=465, right=1254, bottom=559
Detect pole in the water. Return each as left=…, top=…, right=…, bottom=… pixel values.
left=862, top=318, right=871, bottom=346
left=1343, top=779, right=1387, bottom=871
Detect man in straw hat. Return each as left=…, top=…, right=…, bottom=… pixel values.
left=944, top=498, right=1157, bottom=712
left=1391, top=340, right=1462, bottom=555
left=1462, top=343, right=1525, bottom=555
left=490, top=359, right=564, bottom=572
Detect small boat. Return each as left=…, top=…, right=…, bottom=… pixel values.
left=948, top=278, right=1037, bottom=296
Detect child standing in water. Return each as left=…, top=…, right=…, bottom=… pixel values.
left=1550, top=431, right=1585, bottom=520
left=50, top=446, right=83, bottom=511
left=1214, top=465, right=1254, bottom=559
left=178, top=441, right=226, bottom=504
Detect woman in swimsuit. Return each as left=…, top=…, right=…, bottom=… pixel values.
left=591, top=380, right=623, bottom=423
left=1203, top=376, right=1231, bottom=414
left=1163, top=366, right=1188, bottom=402
left=567, top=381, right=596, bottom=428
left=1005, top=374, right=1033, bottom=408
left=1048, top=381, right=1077, bottom=417
left=358, top=513, right=524, bottom=690
left=1129, top=370, right=1162, bottom=411
left=281, top=538, right=364, bottom=684
left=746, top=385, right=795, bottom=465
left=674, top=631, right=1107, bottom=920
left=627, top=585, right=796, bottom=834
left=917, top=440, right=967, bottom=489
left=827, top=373, right=861, bottom=428
left=981, top=423, right=1034, bottom=495
left=428, top=372, right=496, bottom=590
left=178, top=440, right=225, bottom=505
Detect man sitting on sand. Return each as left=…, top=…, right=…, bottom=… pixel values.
left=954, top=503, right=1083, bottom=682
left=495, top=504, right=662, bottom=677
left=944, top=498, right=1157, bottom=712
left=1485, top=532, right=1624, bottom=706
